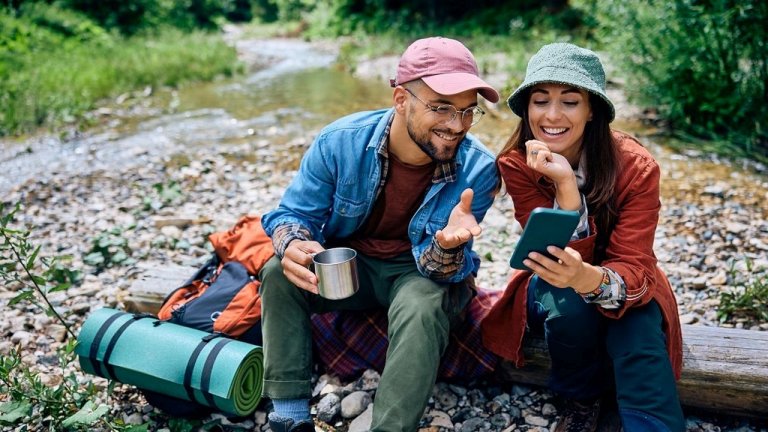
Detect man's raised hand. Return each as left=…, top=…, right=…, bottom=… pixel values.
left=435, top=188, right=482, bottom=250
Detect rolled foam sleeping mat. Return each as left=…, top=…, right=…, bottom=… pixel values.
left=76, top=308, right=263, bottom=416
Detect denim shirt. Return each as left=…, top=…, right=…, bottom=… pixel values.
left=261, top=108, right=499, bottom=283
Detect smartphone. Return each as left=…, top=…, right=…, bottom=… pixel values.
left=509, top=208, right=580, bottom=271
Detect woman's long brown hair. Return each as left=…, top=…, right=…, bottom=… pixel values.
left=497, top=91, right=620, bottom=260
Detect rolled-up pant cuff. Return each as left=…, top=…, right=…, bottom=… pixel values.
left=263, top=379, right=311, bottom=399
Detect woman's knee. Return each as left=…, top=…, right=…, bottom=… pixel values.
left=605, top=301, right=666, bottom=358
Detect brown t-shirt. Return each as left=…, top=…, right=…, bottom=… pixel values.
left=345, top=154, right=434, bottom=259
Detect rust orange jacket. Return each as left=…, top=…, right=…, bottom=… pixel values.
left=481, top=131, right=683, bottom=379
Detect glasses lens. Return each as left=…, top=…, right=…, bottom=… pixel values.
left=434, top=105, right=457, bottom=123
left=464, top=107, right=484, bottom=126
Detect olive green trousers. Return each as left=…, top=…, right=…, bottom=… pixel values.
left=259, top=253, right=464, bottom=432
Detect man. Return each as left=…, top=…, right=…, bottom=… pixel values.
left=260, top=36, right=500, bottom=432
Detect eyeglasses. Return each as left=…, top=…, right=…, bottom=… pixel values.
left=404, top=88, right=485, bottom=127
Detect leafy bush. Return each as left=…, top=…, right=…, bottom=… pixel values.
left=587, top=0, right=768, bottom=156
left=0, top=202, right=151, bottom=429
left=263, top=0, right=586, bottom=37
left=718, top=258, right=768, bottom=324
left=60, top=0, right=242, bottom=34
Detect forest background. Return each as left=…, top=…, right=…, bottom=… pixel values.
left=1, top=0, right=766, bottom=159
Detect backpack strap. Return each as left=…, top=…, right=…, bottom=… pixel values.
left=201, top=337, right=233, bottom=407
left=88, top=311, right=127, bottom=378
left=88, top=312, right=154, bottom=380
left=183, top=332, right=231, bottom=409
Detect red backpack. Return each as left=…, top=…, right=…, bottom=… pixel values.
left=157, top=215, right=273, bottom=340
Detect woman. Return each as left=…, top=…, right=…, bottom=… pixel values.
left=482, top=43, right=685, bottom=432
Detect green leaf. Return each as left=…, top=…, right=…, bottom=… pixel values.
left=169, top=417, right=202, bottom=432
left=25, top=245, right=41, bottom=270
left=122, top=425, right=150, bottom=432
left=61, top=401, right=109, bottom=428
left=8, top=290, right=35, bottom=306
left=111, top=250, right=128, bottom=264
left=84, top=252, right=105, bottom=266
left=50, top=282, right=72, bottom=293
left=0, top=400, right=32, bottom=424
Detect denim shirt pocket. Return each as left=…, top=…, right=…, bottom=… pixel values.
left=332, top=192, right=367, bottom=218
left=425, top=220, right=448, bottom=236
left=423, top=196, right=457, bottom=235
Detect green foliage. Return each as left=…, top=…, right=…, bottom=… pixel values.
left=718, top=258, right=768, bottom=324
left=143, top=180, right=184, bottom=211
left=83, top=226, right=135, bottom=270
left=588, top=0, right=768, bottom=157
left=17, top=2, right=109, bottom=41
left=0, top=202, right=109, bottom=428
left=0, top=3, right=240, bottom=136
left=261, top=0, right=589, bottom=38
left=1, top=203, right=81, bottom=332
left=0, top=341, right=128, bottom=430
left=59, top=0, right=240, bottom=34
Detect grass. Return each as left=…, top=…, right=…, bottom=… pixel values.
left=0, top=28, right=241, bottom=136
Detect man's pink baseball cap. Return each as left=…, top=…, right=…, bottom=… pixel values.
left=390, top=37, right=500, bottom=103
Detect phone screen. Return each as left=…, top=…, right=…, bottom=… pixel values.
left=509, top=208, right=580, bottom=271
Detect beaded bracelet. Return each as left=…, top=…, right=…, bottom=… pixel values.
left=580, top=267, right=609, bottom=301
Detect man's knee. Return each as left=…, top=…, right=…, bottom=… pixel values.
left=259, top=255, right=293, bottom=300
left=388, top=278, right=449, bottom=331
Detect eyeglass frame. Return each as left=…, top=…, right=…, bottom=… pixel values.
left=403, top=87, right=485, bottom=127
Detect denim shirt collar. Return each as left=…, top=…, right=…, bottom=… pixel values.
left=373, top=109, right=460, bottom=184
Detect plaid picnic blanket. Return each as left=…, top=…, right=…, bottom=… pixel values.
left=310, top=287, right=503, bottom=381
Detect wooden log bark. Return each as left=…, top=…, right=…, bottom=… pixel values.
left=122, top=264, right=768, bottom=418
left=496, top=325, right=768, bottom=418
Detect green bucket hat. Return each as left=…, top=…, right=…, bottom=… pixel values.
left=507, top=43, right=615, bottom=122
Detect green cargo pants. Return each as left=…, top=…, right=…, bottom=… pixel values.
left=259, top=252, right=467, bottom=432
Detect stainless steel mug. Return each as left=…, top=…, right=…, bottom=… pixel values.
left=312, top=247, right=359, bottom=300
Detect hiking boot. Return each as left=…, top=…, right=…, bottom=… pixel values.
left=553, top=397, right=601, bottom=432
left=267, top=414, right=315, bottom=432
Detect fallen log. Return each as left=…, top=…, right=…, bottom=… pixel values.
left=122, top=263, right=768, bottom=418
left=497, top=324, right=768, bottom=418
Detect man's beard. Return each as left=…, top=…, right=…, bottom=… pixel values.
left=406, top=113, right=460, bottom=163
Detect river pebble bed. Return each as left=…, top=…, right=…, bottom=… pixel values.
left=2, top=33, right=768, bottom=432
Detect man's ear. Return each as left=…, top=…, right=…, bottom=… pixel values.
left=393, top=86, right=409, bottom=115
